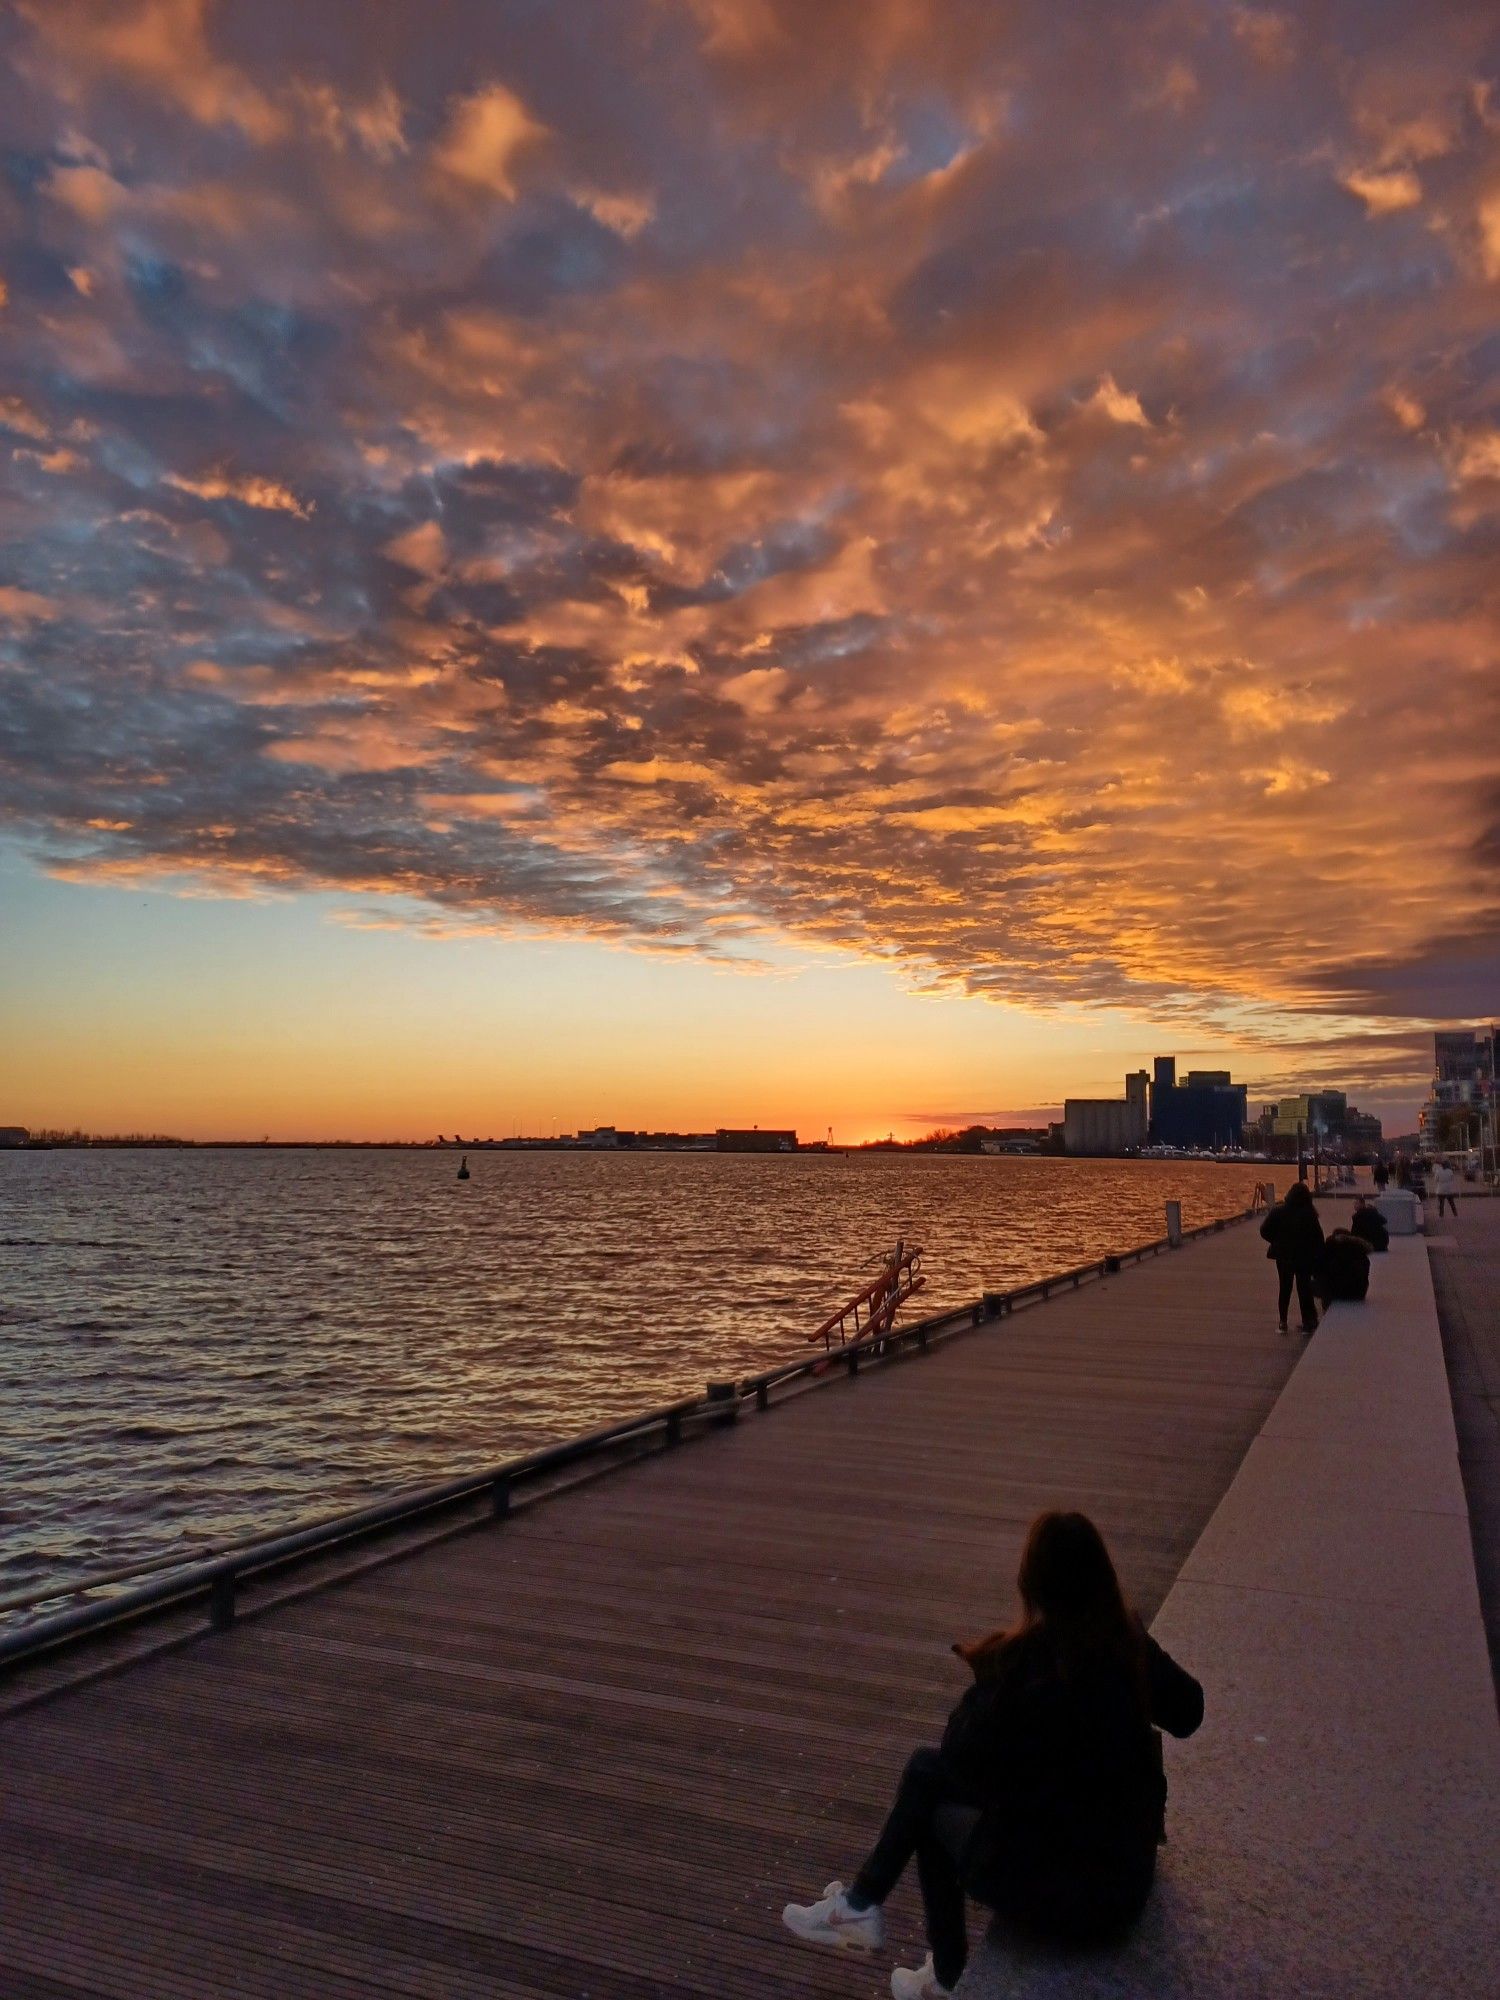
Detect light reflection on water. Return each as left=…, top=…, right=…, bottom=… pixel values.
left=0, top=1148, right=1265, bottom=1597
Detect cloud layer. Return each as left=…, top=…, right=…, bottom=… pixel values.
left=2, top=0, right=1498, bottom=1041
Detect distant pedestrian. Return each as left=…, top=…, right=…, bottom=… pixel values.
left=1433, top=1161, right=1458, bottom=1219
left=1372, top=1159, right=1390, bottom=1194
left=780, top=1512, right=1204, bottom=1998
left=1259, top=1180, right=1324, bottom=1334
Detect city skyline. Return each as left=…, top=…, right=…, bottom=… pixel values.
left=3, top=3, right=1498, bottom=1139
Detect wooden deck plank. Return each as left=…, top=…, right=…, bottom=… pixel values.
left=1, top=1221, right=1295, bottom=1999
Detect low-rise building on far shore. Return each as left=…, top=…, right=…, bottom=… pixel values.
left=1244, top=1089, right=1383, bottom=1158
left=716, top=1127, right=797, bottom=1152
left=0, top=1126, right=29, bottom=1147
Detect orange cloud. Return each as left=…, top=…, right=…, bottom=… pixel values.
left=22, top=0, right=283, bottom=141
left=164, top=469, right=313, bottom=516
left=432, top=83, right=549, bottom=199
left=4, top=0, right=1498, bottom=1054
left=1341, top=166, right=1423, bottom=215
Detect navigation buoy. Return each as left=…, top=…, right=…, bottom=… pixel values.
left=457, top=1154, right=470, bottom=1181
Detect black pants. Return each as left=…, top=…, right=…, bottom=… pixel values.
left=852, top=1748, right=981, bottom=1991
left=1437, top=1193, right=1457, bottom=1217
left=1276, top=1259, right=1318, bottom=1329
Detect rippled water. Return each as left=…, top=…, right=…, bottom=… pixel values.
left=0, top=1149, right=1264, bottom=1601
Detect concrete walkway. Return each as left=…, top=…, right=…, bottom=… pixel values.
left=1429, top=1198, right=1500, bottom=1691
left=961, top=1234, right=1500, bottom=1997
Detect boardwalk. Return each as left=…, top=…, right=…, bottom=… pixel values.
left=1, top=1221, right=1297, bottom=2000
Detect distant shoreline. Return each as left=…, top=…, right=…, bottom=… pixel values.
left=4, top=1139, right=1272, bottom=1162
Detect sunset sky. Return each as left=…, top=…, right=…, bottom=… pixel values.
left=1, top=0, right=1497, bottom=1140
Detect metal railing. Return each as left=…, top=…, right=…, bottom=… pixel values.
left=0, top=1204, right=1258, bottom=1687
left=810, top=1239, right=925, bottom=1349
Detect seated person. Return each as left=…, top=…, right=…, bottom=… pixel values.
left=1349, top=1202, right=1389, bottom=1252
left=782, top=1512, right=1204, bottom=1998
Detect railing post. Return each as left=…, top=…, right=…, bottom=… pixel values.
left=209, top=1571, right=236, bottom=1633
left=666, top=1410, right=683, bottom=1445
left=705, top=1381, right=738, bottom=1427
left=756, top=1381, right=770, bottom=1411
left=491, top=1473, right=512, bottom=1518
left=846, top=1349, right=859, bottom=1376
left=917, top=1323, right=929, bottom=1350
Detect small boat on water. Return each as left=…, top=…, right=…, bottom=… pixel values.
left=457, top=1154, right=470, bottom=1181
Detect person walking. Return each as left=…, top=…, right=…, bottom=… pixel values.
left=1433, top=1160, right=1458, bottom=1219
left=1372, top=1158, right=1390, bottom=1195
left=780, top=1512, right=1204, bottom=1998
left=1259, top=1178, right=1324, bottom=1333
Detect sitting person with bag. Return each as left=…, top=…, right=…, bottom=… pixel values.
left=1349, top=1202, right=1389, bottom=1253
left=781, top=1512, right=1204, bottom=1998
left=1317, top=1228, right=1371, bottom=1305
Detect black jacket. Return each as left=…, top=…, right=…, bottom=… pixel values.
left=939, top=1625, right=1203, bottom=1941
left=1317, top=1229, right=1371, bottom=1302
left=1260, top=1198, right=1324, bottom=1269
left=1349, top=1203, right=1389, bottom=1253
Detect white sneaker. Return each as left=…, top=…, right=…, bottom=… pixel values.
left=891, top=1953, right=954, bottom=1998
left=781, top=1880, right=885, bottom=1953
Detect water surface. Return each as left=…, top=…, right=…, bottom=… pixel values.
left=0, top=1149, right=1264, bottom=1601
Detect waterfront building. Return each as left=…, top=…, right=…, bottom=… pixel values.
left=577, top=1126, right=623, bottom=1148
left=0, top=1126, right=28, bottom=1147
left=1420, top=1026, right=1497, bottom=1160
left=1063, top=1075, right=1149, bottom=1154
left=1149, top=1057, right=1248, bottom=1150
left=1344, top=1110, right=1383, bottom=1148
left=1254, top=1091, right=1380, bottom=1158
left=1126, top=1068, right=1149, bottom=1127
left=1306, top=1090, right=1380, bottom=1151
left=1272, top=1096, right=1310, bottom=1137
left=716, top=1127, right=797, bottom=1152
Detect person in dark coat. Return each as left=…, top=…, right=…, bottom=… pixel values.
left=1350, top=1202, right=1389, bottom=1253
left=1259, top=1179, right=1324, bottom=1333
left=1316, top=1228, right=1371, bottom=1304
left=781, top=1513, right=1204, bottom=1999
left=1372, top=1159, right=1390, bottom=1194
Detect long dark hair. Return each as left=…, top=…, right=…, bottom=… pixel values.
left=1284, top=1180, right=1314, bottom=1212
left=958, top=1511, right=1143, bottom=1688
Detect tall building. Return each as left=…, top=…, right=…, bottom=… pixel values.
left=1064, top=1072, right=1149, bottom=1154
left=1420, top=1027, right=1497, bottom=1156
left=1149, top=1056, right=1247, bottom=1150
left=1126, top=1070, right=1149, bottom=1130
